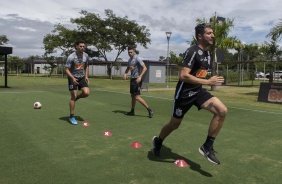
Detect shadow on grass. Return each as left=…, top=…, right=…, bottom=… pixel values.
left=244, top=92, right=259, bottom=96
left=112, top=110, right=147, bottom=118
left=147, top=145, right=212, bottom=177
left=59, top=116, right=85, bottom=125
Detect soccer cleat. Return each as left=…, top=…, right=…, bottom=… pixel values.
left=152, top=136, right=162, bottom=157
left=69, top=117, right=78, bottom=125
left=148, top=109, right=154, bottom=118
left=199, top=145, right=220, bottom=165
left=125, top=111, right=135, bottom=116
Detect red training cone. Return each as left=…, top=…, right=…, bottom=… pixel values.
left=174, top=159, right=189, bottom=167
left=131, top=141, right=142, bottom=148
left=103, top=131, right=112, bottom=136
left=82, top=122, right=90, bottom=127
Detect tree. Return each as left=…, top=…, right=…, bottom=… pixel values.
left=43, top=9, right=151, bottom=78
left=259, top=38, right=281, bottom=82
left=0, top=34, right=9, bottom=45
left=267, top=19, right=282, bottom=41
left=7, top=56, right=23, bottom=76
left=71, top=9, right=151, bottom=78
left=43, top=24, right=80, bottom=57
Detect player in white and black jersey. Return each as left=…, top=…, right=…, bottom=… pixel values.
left=152, top=23, right=228, bottom=165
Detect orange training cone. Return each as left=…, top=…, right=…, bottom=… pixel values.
left=131, top=141, right=142, bottom=148
left=103, top=131, right=112, bottom=136
left=82, top=122, right=90, bottom=127
left=174, top=159, right=188, bottom=167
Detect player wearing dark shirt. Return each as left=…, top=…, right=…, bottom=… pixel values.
left=152, top=23, right=227, bottom=165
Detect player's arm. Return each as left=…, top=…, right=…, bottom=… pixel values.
left=136, top=64, right=147, bottom=83
left=179, top=67, right=224, bottom=85
left=84, top=64, right=89, bottom=84
left=65, top=67, right=79, bottom=85
left=123, top=66, right=130, bottom=80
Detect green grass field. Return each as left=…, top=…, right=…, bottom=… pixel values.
left=0, top=76, right=281, bottom=184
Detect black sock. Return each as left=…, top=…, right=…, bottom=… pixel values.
left=157, top=136, right=163, bottom=145
left=203, top=135, right=215, bottom=149
left=70, top=114, right=74, bottom=118
left=130, top=109, right=134, bottom=113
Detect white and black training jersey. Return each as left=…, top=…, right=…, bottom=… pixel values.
left=65, top=52, right=89, bottom=79
left=175, top=44, right=212, bottom=99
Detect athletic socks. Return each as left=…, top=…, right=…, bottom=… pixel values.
left=70, top=114, right=74, bottom=118
left=203, top=135, right=215, bottom=149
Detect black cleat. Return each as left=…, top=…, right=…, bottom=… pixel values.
left=152, top=136, right=162, bottom=157
left=199, top=145, right=220, bottom=165
left=148, top=109, right=154, bottom=118
left=125, top=111, right=135, bottom=116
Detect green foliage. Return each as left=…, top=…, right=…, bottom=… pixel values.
left=71, top=9, right=151, bottom=62
left=7, top=56, right=24, bottom=74
left=267, top=19, right=282, bottom=41
left=43, top=9, right=151, bottom=78
left=0, top=34, right=9, bottom=45
left=43, top=24, right=79, bottom=57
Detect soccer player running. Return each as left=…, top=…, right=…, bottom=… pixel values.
left=65, top=40, right=90, bottom=125
left=152, top=23, right=227, bottom=164
left=123, top=46, right=153, bottom=118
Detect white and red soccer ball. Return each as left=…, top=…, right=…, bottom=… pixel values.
left=34, top=102, right=42, bottom=109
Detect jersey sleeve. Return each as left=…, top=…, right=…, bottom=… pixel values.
left=137, top=57, right=144, bottom=66
left=181, top=48, right=197, bottom=69
left=65, top=54, right=73, bottom=68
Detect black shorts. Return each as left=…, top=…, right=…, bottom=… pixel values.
left=130, top=78, right=142, bottom=95
left=68, top=76, right=88, bottom=91
left=172, top=88, right=213, bottom=119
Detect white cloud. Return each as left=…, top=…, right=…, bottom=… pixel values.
left=0, top=0, right=281, bottom=60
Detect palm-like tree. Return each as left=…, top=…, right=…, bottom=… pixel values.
left=267, top=19, right=282, bottom=40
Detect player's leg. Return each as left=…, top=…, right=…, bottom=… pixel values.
left=68, top=77, right=78, bottom=125
left=134, top=80, right=153, bottom=118
left=77, top=87, right=90, bottom=99
left=134, top=95, right=153, bottom=118
left=199, top=96, right=228, bottom=164
left=152, top=117, right=182, bottom=156
left=69, top=89, right=78, bottom=125
left=202, top=97, right=227, bottom=137
left=76, top=77, right=90, bottom=100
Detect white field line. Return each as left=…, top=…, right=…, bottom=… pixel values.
left=95, top=88, right=282, bottom=115
left=1, top=91, right=44, bottom=94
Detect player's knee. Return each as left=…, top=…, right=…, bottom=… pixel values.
left=217, top=106, right=228, bottom=118
left=135, top=95, right=141, bottom=101
left=84, top=91, right=90, bottom=97
left=71, top=95, right=77, bottom=101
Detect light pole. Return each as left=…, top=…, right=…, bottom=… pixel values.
left=165, top=31, right=172, bottom=88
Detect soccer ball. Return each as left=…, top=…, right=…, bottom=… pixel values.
left=34, top=102, right=42, bottom=109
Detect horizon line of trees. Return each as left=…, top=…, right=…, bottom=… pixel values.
left=1, top=11, right=282, bottom=79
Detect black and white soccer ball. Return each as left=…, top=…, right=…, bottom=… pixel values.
left=34, top=102, right=42, bottom=109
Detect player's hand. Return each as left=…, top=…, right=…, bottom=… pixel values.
left=85, top=77, right=89, bottom=84
left=136, top=77, right=141, bottom=83
left=123, top=73, right=127, bottom=80
left=209, top=76, right=224, bottom=85
left=73, top=78, right=79, bottom=85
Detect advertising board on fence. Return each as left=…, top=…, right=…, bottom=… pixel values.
left=258, top=82, right=282, bottom=104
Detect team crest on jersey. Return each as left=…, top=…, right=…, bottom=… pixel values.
left=198, top=50, right=203, bottom=55
left=175, top=108, right=183, bottom=117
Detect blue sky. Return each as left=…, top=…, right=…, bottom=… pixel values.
left=0, top=0, right=281, bottom=60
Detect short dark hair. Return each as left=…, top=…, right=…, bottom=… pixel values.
left=195, top=23, right=212, bottom=40
left=127, top=46, right=136, bottom=51
left=75, top=40, right=85, bottom=46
